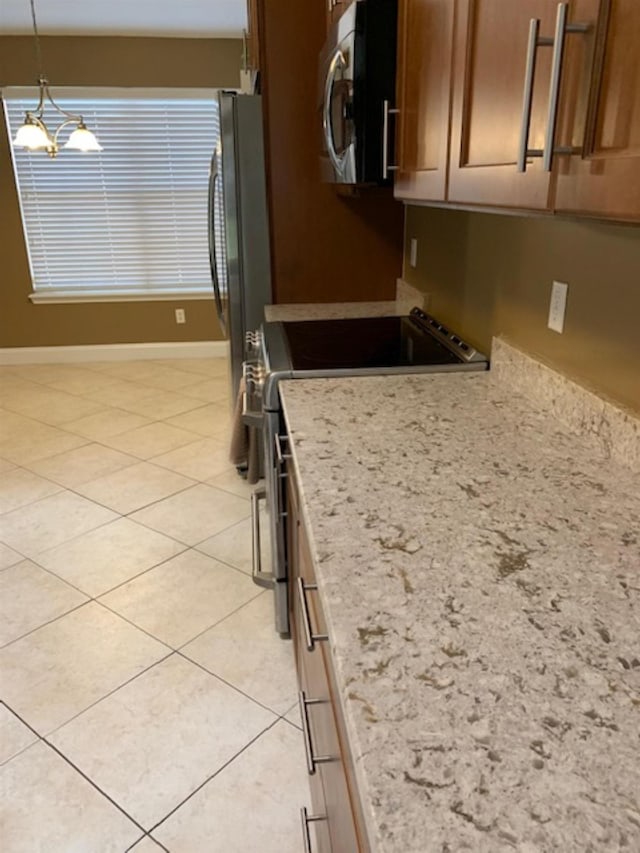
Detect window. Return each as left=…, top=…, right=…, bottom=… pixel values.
left=3, top=87, right=220, bottom=303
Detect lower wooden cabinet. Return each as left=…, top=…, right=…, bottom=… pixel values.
left=287, top=463, right=368, bottom=853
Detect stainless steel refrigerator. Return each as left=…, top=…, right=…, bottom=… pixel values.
left=208, top=91, right=272, bottom=399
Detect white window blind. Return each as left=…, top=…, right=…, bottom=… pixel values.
left=3, top=87, right=221, bottom=302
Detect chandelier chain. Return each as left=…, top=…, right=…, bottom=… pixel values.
left=29, top=0, right=44, bottom=80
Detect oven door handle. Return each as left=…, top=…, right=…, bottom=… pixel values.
left=251, top=489, right=274, bottom=590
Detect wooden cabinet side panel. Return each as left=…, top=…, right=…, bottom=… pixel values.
left=553, top=0, right=640, bottom=220
left=258, top=0, right=403, bottom=304
left=394, top=0, right=455, bottom=201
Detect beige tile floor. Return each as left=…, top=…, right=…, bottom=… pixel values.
left=0, top=356, right=310, bottom=852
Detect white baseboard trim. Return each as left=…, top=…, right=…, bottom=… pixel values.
left=0, top=340, right=228, bottom=365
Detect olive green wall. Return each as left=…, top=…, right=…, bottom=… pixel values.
left=404, top=206, right=640, bottom=414
left=0, top=36, right=242, bottom=348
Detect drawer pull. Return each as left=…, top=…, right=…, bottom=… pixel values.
left=300, top=806, right=327, bottom=853
left=275, top=432, right=292, bottom=467
left=298, top=690, right=333, bottom=776
left=297, top=578, right=328, bottom=651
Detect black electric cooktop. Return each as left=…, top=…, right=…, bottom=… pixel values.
left=281, top=314, right=462, bottom=371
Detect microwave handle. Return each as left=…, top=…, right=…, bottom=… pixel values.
left=322, top=49, right=347, bottom=175
left=382, top=100, right=399, bottom=180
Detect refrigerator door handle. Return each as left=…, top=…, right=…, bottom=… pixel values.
left=208, top=149, right=227, bottom=337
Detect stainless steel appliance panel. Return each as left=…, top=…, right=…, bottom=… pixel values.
left=210, top=92, right=272, bottom=401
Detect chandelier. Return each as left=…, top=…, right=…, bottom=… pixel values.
left=12, top=0, right=103, bottom=158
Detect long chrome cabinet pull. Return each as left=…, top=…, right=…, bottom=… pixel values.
left=517, top=3, right=590, bottom=174
left=517, top=18, right=545, bottom=172
left=251, top=489, right=274, bottom=590
left=300, top=807, right=327, bottom=853
left=382, top=99, right=399, bottom=180
left=542, top=3, right=590, bottom=171
left=298, top=691, right=333, bottom=775
left=297, top=578, right=329, bottom=651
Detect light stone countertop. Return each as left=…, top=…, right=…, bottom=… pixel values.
left=279, top=351, right=640, bottom=852
left=264, top=301, right=403, bottom=322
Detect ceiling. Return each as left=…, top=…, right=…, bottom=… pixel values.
left=0, top=0, right=247, bottom=38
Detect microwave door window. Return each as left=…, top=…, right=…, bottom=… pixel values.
left=330, top=79, right=353, bottom=158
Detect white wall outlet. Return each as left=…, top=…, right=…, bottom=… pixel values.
left=175, top=308, right=186, bottom=324
left=548, top=281, right=568, bottom=334
left=409, top=238, right=418, bottom=268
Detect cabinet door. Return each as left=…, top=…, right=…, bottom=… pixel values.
left=449, top=0, right=560, bottom=209
left=553, top=0, right=640, bottom=220
left=394, top=0, right=455, bottom=201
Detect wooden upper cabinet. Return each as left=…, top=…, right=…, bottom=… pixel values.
left=553, top=0, right=640, bottom=221
left=394, top=0, right=455, bottom=201
left=449, top=0, right=565, bottom=209
left=244, top=0, right=261, bottom=71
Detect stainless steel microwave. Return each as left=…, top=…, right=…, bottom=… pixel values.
left=318, top=0, right=398, bottom=185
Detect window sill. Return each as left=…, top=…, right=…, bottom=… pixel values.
left=29, top=289, right=219, bottom=305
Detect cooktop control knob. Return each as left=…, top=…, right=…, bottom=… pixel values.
left=244, top=330, right=263, bottom=360
left=244, top=363, right=265, bottom=397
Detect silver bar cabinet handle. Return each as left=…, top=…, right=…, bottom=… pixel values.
left=517, top=18, right=542, bottom=172
left=382, top=99, right=399, bottom=179
left=298, top=690, right=332, bottom=775
left=517, top=3, right=590, bottom=173
left=297, top=577, right=328, bottom=651
left=300, top=807, right=327, bottom=853
left=542, top=3, right=590, bottom=171
left=251, top=489, right=274, bottom=590
left=275, top=433, right=291, bottom=468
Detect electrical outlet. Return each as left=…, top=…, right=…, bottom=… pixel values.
left=409, top=238, right=418, bottom=268
left=175, top=308, right=186, bottom=324
left=548, top=281, right=568, bottom=334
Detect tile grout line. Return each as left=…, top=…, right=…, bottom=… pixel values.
left=41, top=737, right=150, bottom=837
left=41, top=649, right=176, bottom=741
left=174, top=588, right=267, bottom=651
left=147, top=715, right=284, bottom=838
left=174, top=646, right=289, bottom=721
left=1, top=697, right=159, bottom=840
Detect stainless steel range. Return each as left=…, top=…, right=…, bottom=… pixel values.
left=242, top=308, right=489, bottom=634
